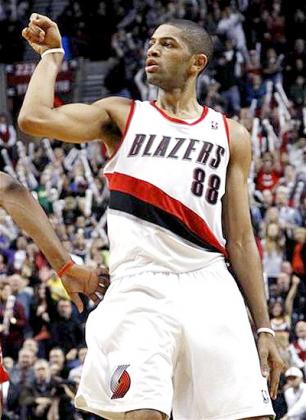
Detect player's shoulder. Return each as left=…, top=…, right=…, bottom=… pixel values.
left=92, top=96, right=135, bottom=132
left=93, top=96, right=133, bottom=112
left=226, top=118, right=250, bottom=141
left=225, top=118, right=252, bottom=163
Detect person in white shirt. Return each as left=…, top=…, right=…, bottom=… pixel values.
left=281, top=366, right=306, bottom=420
left=217, top=5, right=247, bottom=54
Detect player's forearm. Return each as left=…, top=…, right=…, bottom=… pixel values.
left=0, top=174, right=70, bottom=270
left=227, top=235, right=271, bottom=329
left=18, top=54, right=63, bottom=136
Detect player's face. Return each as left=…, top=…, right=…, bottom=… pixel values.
left=145, top=25, right=194, bottom=90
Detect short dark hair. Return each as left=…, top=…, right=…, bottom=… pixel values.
left=166, top=19, right=214, bottom=65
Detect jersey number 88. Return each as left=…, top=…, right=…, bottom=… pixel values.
left=191, top=167, right=221, bottom=205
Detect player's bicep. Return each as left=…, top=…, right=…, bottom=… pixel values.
left=51, top=103, right=110, bottom=142
left=19, top=102, right=110, bottom=143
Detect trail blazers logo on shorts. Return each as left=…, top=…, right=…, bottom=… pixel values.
left=110, top=365, right=131, bottom=399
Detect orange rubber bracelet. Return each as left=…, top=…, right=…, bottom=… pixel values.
left=57, top=260, right=75, bottom=277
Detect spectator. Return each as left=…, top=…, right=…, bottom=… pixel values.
left=12, top=236, right=28, bottom=272
left=276, top=272, right=292, bottom=300
left=270, top=275, right=299, bottom=335
left=19, top=359, right=54, bottom=419
left=255, top=152, right=281, bottom=192
left=22, top=338, right=39, bottom=358
left=263, top=48, right=283, bottom=85
left=0, top=113, right=16, bottom=152
left=286, top=227, right=306, bottom=281
left=289, top=76, right=305, bottom=107
left=48, top=347, right=70, bottom=379
left=282, top=366, right=306, bottom=420
left=245, top=74, right=267, bottom=108
left=278, top=164, right=298, bottom=198
left=29, top=282, right=55, bottom=357
left=289, top=321, right=306, bottom=376
left=50, top=299, right=84, bottom=354
left=68, top=346, right=87, bottom=382
left=245, top=50, right=262, bottom=78
left=260, top=189, right=274, bottom=218
left=275, top=186, right=302, bottom=227
left=9, top=347, right=35, bottom=386
left=215, top=39, right=241, bottom=116
left=9, top=273, right=33, bottom=321
left=262, top=221, right=285, bottom=281
left=216, top=4, right=247, bottom=53
left=0, top=282, right=26, bottom=359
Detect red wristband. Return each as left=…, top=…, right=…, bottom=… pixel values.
left=57, top=260, right=75, bottom=277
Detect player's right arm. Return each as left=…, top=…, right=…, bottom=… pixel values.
left=18, top=14, right=130, bottom=151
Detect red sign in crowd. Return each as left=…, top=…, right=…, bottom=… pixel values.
left=6, top=60, right=76, bottom=97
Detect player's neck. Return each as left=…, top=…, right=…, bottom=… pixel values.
left=156, top=84, right=202, bottom=119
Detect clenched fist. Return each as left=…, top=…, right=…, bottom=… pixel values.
left=22, top=13, right=62, bottom=55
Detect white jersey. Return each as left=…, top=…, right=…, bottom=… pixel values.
left=104, top=100, right=230, bottom=278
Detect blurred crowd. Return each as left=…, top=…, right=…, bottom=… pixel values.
left=0, top=0, right=306, bottom=419
left=0, top=0, right=32, bottom=62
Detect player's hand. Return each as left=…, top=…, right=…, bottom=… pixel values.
left=257, top=333, right=285, bottom=400
left=61, top=264, right=110, bottom=312
left=22, top=13, right=62, bottom=55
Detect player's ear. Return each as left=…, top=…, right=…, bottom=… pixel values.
left=189, top=53, right=207, bottom=76
left=195, top=53, right=207, bottom=72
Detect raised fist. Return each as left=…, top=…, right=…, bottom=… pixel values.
left=22, top=13, right=62, bottom=55
left=292, top=275, right=300, bottom=286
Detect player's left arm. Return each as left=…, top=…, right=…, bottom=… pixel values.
left=222, top=119, right=284, bottom=399
left=0, top=172, right=108, bottom=311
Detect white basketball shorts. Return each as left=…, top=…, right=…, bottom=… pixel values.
left=75, top=260, right=275, bottom=420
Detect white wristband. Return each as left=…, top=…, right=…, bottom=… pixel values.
left=257, top=328, right=275, bottom=337
left=41, top=48, right=65, bottom=59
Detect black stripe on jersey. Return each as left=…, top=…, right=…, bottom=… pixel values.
left=109, top=190, right=221, bottom=254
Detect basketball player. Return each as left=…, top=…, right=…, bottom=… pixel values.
left=19, top=14, right=285, bottom=420
left=0, top=171, right=108, bottom=310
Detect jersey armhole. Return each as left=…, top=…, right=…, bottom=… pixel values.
left=222, top=114, right=230, bottom=144
left=108, top=100, right=136, bottom=160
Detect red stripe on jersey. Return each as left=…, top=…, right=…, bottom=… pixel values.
left=223, top=114, right=230, bottom=144
left=150, top=101, right=208, bottom=126
left=108, top=100, right=135, bottom=160
left=106, top=172, right=227, bottom=256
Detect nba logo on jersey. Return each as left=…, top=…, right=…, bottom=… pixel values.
left=211, top=120, right=218, bottom=130
left=261, top=389, right=270, bottom=404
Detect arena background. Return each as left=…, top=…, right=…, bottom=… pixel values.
left=0, top=0, right=305, bottom=418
